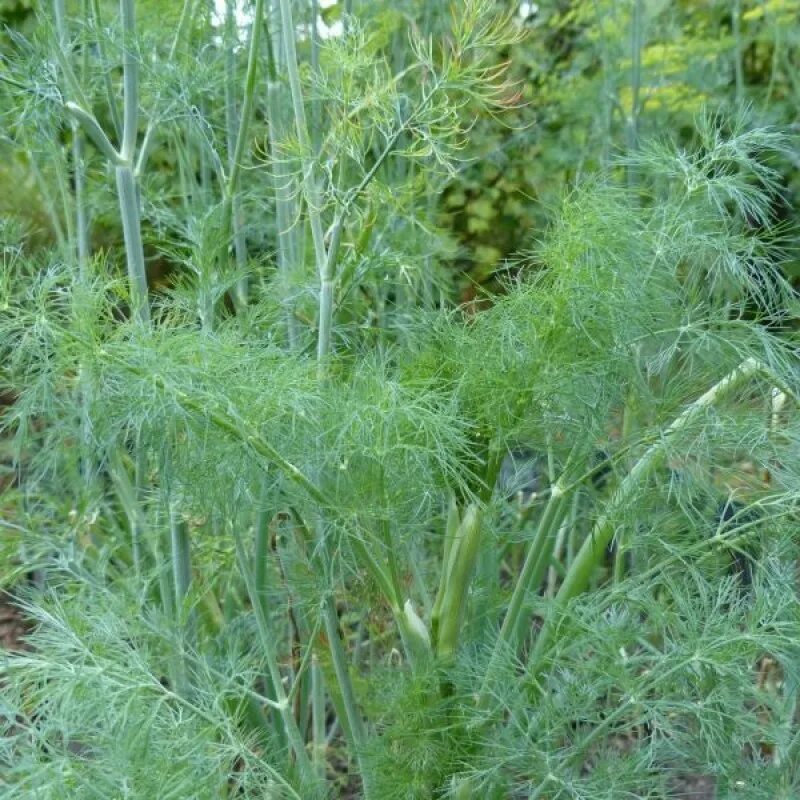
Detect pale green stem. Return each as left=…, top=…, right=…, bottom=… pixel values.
left=89, top=0, right=123, bottom=139
left=64, top=102, right=120, bottom=163
left=169, top=503, right=193, bottom=695
left=115, top=165, right=150, bottom=324
left=108, top=449, right=144, bottom=574
left=220, top=0, right=266, bottom=309
left=70, top=0, right=150, bottom=325
left=224, top=0, right=249, bottom=306
left=54, top=0, right=92, bottom=485
left=479, top=482, right=571, bottom=700
left=436, top=505, right=482, bottom=661
left=72, top=133, right=89, bottom=271
left=276, top=7, right=379, bottom=791
left=378, top=467, right=403, bottom=603
left=320, top=595, right=376, bottom=797
left=613, top=388, right=637, bottom=584
left=474, top=446, right=504, bottom=640
left=277, top=0, right=328, bottom=284
left=527, top=357, right=765, bottom=677
left=119, top=0, right=137, bottom=161
left=591, top=0, right=614, bottom=167
left=169, top=507, right=192, bottom=615
left=546, top=499, right=574, bottom=599
left=311, top=655, right=327, bottom=780
left=310, top=0, right=321, bottom=154
left=232, top=523, right=317, bottom=784
left=267, top=2, right=300, bottom=347
left=27, top=148, right=66, bottom=249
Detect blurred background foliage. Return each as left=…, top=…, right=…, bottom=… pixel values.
left=1, top=0, right=798, bottom=301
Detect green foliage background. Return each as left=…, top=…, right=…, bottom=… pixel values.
left=1, top=2, right=799, bottom=799
left=2, top=0, right=800, bottom=290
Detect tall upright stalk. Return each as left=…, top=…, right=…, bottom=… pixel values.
left=274, top=4, right=378, bottom=791
left=53, top=0, right=92, bottom=487
left=61, top=0, right=153, bottom=325
left=115, top=0, right=149, bottom=325
left=53, top=0, right=89, bottom=273
left=224, top=1, right=249, bottom=306
left=220, top=0, right=266, bottom=310
left=277, top=0, right=331, bottom=372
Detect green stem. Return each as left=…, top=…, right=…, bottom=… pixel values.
left=119, top=0, right=138, bottom=161
left=526, top=358, right=765, bottom=677
left=320, top=596, right=375, bottom=798
left=276, top=5, right=380, bottom=788
left=310, top=0, right=321, bottom=154
left=64, top=102, right=121, bottom=164
left=232, top=522, right=317, bottom=784
left=169, top=507, right=192, bottom=612
left=115, top=165, right=150, bottom=325
left=436, top=504, right=482, bottom=661
left=311, top=655, right=327, bottom=780
left=220, top=0, right=266, bottom=308
left=277, top=0, right=328, bottom=300
left=68, top=0, right=150, bottom=324
left=267, top=7, right=300, bottom=348
left=89, top=0, right=123, bottom=139
left=169, top=503, right=194, bottom=696
left=479, top=482, right=571, bottom=699
left=224, top=5, right=242, bottom=224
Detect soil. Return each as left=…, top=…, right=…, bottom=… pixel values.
left=668, top=774, right=717, bottom=799
left=0, top=590, right=29, bottom=651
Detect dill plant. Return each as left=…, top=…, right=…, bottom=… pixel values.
left=1, top=3, right=799, bottom=800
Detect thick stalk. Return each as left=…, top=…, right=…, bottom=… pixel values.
left=85, top=0, right=150, bottom=325
left=309, top=0, right=321, bottom=154
left=54, top=0, right=90, bottom=270
left=220, top=0, right=266, bottom=308
left=169, top=503, right=194, bottom=698
left=169, top=507, right=192, bottom=615
left=479, top=482, right=571, bottom=699
left=115, top=165, right=149, bottom=325
left=277, top=0, right=331, bottom=370
left=277, top=0, right=328, bottom=276
left=119, top=0, right=137, bottom=161
left=320, top=596, right=375, bottom=797
left=267, top=1, right=300, bottom=348
left=527, top=358, right=765, bottom=676
left=54, top=0, right=92, bottom=488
